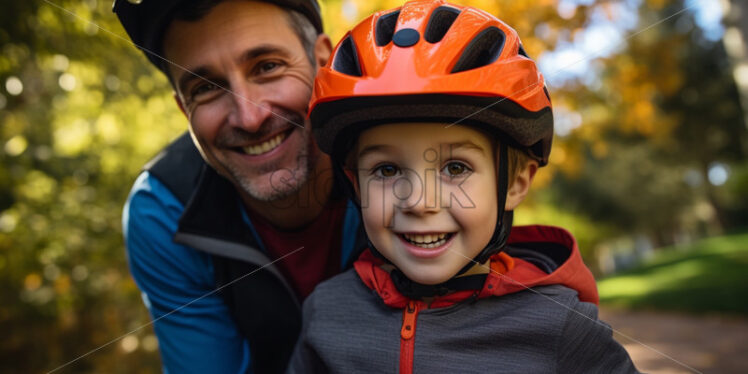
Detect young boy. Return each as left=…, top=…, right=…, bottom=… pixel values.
left=288, top=1, right=639, bottom=372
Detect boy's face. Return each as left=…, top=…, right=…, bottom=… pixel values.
left=354, top=123, right=498, bottom=285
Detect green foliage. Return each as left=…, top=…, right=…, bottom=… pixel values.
left=598, top=233, right=748, bottom=314
left=553, top=140, right=695, bottom=235
left=1, top=1, right=181, bottom=372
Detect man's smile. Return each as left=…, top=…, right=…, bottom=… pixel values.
left=240, top=128, right=294, bottom=156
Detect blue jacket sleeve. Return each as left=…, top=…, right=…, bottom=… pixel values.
left=123, top=172, right=251, bottom=374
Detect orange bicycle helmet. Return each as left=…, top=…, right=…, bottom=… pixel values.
left=310, top=0, right=553, bottom=165
left=311, top=0, right=554, bottom=291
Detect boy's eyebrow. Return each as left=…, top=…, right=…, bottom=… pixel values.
left=358, top=141, right=487, bottom=159
left=443, top=141, right=488, bottom=155
left=357, top=144, right=396, bottom=159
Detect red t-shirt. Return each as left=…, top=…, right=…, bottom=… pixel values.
left=246, top=197, right=346, bottom=300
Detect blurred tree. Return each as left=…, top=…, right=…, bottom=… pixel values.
left=550, top=0, right=746, bottom=249
left=1, top=0, right=179, bottom=372
left=658, top=15, right=746, bottom=230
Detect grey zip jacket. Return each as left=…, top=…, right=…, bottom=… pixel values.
left=287, top=225, right=640, bottom=373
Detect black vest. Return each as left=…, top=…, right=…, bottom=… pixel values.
left=145, top=132, right=365, bottom=373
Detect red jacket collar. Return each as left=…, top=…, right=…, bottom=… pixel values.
left=353, top=225, right=599, bottom=309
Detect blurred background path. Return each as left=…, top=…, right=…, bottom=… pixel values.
left=601, top=307, right=748, bottom=374
left=597, top=233, right=748, bottom=374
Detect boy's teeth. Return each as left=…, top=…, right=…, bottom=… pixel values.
left=404, top=233, right=447, bottom=242
left=242, top=132, right=286, bottom=156
left=402, top=233, right=450, bottom=247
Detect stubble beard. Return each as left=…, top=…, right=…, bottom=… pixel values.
left=229, top=129, right=316, bottom=202
left=210, top=107, right=318, bottom=202
left=195, top=102, right=322, bottom=203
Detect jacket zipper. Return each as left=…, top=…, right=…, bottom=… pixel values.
left=400, top=300, right=420, bottom=374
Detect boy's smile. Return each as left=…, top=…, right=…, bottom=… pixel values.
left=396, top=231, right=456, bottom=258
left=355, top=122, right=499, bottom=285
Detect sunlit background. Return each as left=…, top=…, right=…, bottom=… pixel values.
left=1, top=0, right=746, bottom=373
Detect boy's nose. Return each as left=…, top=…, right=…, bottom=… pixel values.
left=398, top=171, right=440, bottom=216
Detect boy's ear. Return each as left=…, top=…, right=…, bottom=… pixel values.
left=314, top=34, right=333, bottom=68
left=505, top=160, right=538, bottom=211
left=343, top=169, right=360, bottom=196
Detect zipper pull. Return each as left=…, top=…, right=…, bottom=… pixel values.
left=401, top=300, right=418, bottom=340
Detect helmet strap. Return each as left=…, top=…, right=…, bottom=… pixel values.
left=455, top=141, right=511, bottom=275
left=390, top=269, right=487, bottom=299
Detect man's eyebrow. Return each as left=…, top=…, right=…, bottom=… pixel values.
left=176, top=45, right=290, bottom=93
left=239, top=44, right=291, bottom=63
left=177, top=67, right=212, bottom=94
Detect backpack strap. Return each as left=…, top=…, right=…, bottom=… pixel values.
left=143, top=131, right=206, bottom=205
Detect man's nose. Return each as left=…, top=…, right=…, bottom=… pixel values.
left=398, top=170, right=439, bottom=216
left=227, top=83, right=272, bottom=132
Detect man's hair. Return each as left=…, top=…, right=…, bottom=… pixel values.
left=282, top=7, right=318, bottom=65
left=162, top=0, right=319, bottom=84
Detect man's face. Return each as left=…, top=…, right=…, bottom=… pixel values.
left=163, top=0, right=321, bottom=202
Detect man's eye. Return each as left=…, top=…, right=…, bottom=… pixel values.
left=442, top=161, right=471, bottom=177
left=190, top=83, right=219, bottom=100
left=373, top=164, right=400, bottom=178
left=258, top=61, right=282, bottom=74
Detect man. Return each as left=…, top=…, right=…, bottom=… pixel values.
left=114, top=1, right=364, bottom=373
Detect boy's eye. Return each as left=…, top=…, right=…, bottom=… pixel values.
left=442, top=161, right=471, bottom=177
left=374, top=164, right=400, bottom=178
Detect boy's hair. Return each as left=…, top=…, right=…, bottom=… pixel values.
left=506, top=146, right=532, bottom=186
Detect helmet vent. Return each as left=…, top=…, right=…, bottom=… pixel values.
left=518, top=44, right=529, bottom=58
left=424, top=6, right=461, bottom=43
left=333, top=36, right=363, bottom=77
left=451, top=27, right=506, bottom=74
left=375, top=11, right=401, bottom=46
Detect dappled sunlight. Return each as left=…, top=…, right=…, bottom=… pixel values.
left=598, top=259, right=705, bottom=298
left=598, top=233, right=748, bottom=314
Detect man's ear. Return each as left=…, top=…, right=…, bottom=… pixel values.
left=314, top=33, right=333, bottom=68
left=505, top=161, right=538, bottom=211
left=173, top=91, right=188, bottom=118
